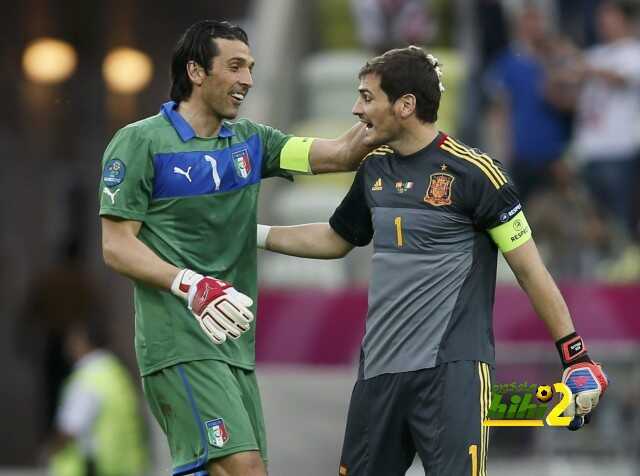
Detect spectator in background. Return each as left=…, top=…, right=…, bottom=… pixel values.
left=485, top=4, right=573, bottom=203
left=526, top=160, right=615, bottom=279
left=16, top=183, right=95, bottom=440
left=350, top=0, right=435, bottom=54
left=16, top=243, right=95, bottom=440
left=47, top=318, right=149, bottom=476
left=457, top=0, right=509, bottom=146
left=569, top=0, right=640, bottom=235
left=556, top=0, right=603, bottom=48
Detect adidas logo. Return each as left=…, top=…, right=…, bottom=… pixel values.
left=371, top=178, right=383, bottom=191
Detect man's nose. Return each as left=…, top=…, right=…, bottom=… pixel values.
left=352, top=98, right=363, bottom=116
left=241, top=69, right=253, bottom=88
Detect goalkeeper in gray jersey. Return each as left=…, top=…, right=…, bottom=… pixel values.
left=257, top=46, right=608, bottom=476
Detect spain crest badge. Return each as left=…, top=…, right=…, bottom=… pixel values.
left=424, top=172, right=454, bottom=206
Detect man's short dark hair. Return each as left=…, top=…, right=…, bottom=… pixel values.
left=170, top=20, right=249, bottom=103
left=359, top=46, right=442, bottom=123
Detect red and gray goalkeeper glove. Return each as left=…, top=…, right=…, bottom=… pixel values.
left=171, top=269, right=254, bottom=344
left=556, top=332, right=609, bottom=431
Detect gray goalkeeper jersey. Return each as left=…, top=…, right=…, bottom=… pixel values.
left=330, top=133, right=522, bottom=380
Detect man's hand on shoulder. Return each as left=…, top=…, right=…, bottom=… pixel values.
left=308, top=123, right=374, bottom=174
left=171, top=269, right=254, bottom=344
left=556, top=333, right=609, bottom=430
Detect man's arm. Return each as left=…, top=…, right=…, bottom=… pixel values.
left=259, top=160, right=370, bottom=257
left=308, top=123, right=372, bottom=173
left=101, top=217, right=178, bottom=290
left=101, top=216, right=253, bottom=344
left=260, top=223, right=353, bottom=259
left=46, top=383, right=101, bottom=458
left=504, top=238, right=608, bottom=429
left=502, top=239, right=574, bottom=339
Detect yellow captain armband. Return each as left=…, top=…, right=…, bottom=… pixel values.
left=280, top=137, right=316, bottom=174
left=488, top=211, right=532, bottom=252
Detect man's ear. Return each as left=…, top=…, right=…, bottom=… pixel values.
left=395, top=94, right=417, bottom=120
left=186, top=61, right=206, bottom=86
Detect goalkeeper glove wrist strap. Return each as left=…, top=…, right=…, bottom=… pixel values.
left=171, top=268, right=204, bottom=301
left=556, top=332, right=591, bottom=369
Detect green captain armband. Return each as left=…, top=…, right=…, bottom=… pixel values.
left=280, top=137, right=315, bottom=174
left=488, top=211, right=532, bottom=252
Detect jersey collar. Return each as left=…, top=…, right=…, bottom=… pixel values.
left=397, top=131, right=445, bottom=160
left=161, top=101, right=234, bottom=141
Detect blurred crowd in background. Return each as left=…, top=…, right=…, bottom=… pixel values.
left=359, top=0, right=640, bottom=283
left=2, top=0, right=639, bottom=474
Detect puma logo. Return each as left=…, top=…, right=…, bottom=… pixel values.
left=103, top=187, right=120, bottom=205
left=173, top=166, right=192, bottom=182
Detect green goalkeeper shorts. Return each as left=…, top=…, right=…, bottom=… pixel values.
left=142, top=359, right=267, bottom=474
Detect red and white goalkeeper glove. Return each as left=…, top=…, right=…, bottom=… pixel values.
left=556, top=332, right=609, bottom=431
left=171, top=269, right=254, bottom=344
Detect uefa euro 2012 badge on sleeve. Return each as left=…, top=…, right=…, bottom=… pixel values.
left=205, top=418, right=229, bottom=448
left=103, top=158, right=126, bottom=187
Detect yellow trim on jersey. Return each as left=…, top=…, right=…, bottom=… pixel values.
left=446, top=137, right=508, bottom=184
left=441, top=139, right=506, bottom=189
left=280, top=137, right=315, bottom=174
left=440, top=143, right=501, bottom=189
left=363, top=145, right=393, bottom=160
left=477, top=363, right=484, bottom=476
left=478, top=362, right=491, bottom=476
left=488, top=211, right=532, bottom=252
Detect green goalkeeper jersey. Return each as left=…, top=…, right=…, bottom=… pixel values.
left=99, top=101, right=305, bottom=376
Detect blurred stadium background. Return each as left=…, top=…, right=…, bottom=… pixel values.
left=2, top=0, right=639, bottom=474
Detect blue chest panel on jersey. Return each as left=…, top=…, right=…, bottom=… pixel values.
left=152, top=133, right=262, bottom=199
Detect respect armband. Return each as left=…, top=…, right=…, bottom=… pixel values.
left=280, top=137, right=315, bottom=174
left=487, top=211, right=532, bottom=252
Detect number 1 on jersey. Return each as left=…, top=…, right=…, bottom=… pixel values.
left=394, top=216, right=403, bottom=247
left=468, top=444, right=478, bottom=476
left=204, top=155, right=221, bottom=191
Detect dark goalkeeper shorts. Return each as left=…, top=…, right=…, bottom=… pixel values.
left=339, top=361, right=493, bottom=476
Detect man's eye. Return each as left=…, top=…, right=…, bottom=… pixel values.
left=229, top=65, right=240, bottom=72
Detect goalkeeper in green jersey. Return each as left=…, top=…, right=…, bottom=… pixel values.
left=99, top=20, right=370, bottom=476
